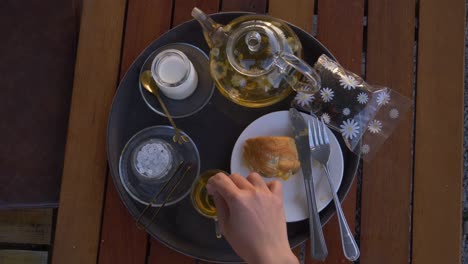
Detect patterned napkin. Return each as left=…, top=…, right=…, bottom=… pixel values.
left=292, top=55, right=412, bottom=161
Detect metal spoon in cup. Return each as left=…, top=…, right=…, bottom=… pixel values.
left=140, top=70, right=189, bottom=144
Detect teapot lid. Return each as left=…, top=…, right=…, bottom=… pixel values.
left=226, top=20, right=284, bottom=77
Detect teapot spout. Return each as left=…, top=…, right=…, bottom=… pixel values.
left=192, top=7, right=224, bottom=48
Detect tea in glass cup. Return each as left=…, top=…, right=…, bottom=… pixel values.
left=191, top=169, right=228, bottom=238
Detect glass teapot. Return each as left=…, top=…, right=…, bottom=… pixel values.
left=192, top=8, right=321, bottom=108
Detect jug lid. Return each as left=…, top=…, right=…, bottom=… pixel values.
left=226, top=20, right=285, bottom=77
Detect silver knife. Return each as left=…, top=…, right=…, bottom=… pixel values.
left=289, top=108, right=328, bottom=261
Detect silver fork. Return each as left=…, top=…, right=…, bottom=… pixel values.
left=308, top=117, right=360, bottom=261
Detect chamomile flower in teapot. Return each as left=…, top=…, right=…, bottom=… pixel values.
left=192, top=7, right=321, bottom=108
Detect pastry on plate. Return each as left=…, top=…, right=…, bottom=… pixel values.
left=243, top=136, right=300, bottom=180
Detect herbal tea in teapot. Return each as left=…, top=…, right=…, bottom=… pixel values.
left=192, top=8, right=321, bottom=108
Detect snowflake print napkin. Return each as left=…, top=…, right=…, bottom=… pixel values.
left=292, top=54, right=412, bottom=161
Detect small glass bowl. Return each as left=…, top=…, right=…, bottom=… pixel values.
left=130, top=138, right=178, bottom=183
left=119, top=126, right=200, bottom=206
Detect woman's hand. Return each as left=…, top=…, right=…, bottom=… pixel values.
left=206, top=172, right=298, bottom=264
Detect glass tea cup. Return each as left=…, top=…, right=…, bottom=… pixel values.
left=190, top=169, right=228, bottom=239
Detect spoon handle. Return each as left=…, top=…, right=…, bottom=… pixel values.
left=152, top=88, right=183, bottom=138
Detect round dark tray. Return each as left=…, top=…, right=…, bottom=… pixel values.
left=107, top=12, right=360, bottom=263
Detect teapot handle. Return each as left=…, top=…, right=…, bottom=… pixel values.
left=274, top=53, right=321, bottom=94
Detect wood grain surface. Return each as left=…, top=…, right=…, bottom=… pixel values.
left=98, top=179, right=148, bottom=264
left=221, top=0, right=267, bottom=12
left=172, top=0, right=220, bottom=27
left=148, top=239, right=196, bottom=264
left=360, top=0, right=416, bottom=263
left=412, top=0, right=465, bottom=263
left=119, top=0, right=173, bottom=76
left=269, top=0, right=314, bottom=33
left=305, top=0, right=364, bottom=262
left=97, top=0, right=173, bottom=264
left=51, top=0, right=127, bottom=263
left=0, top=209, right=52, bottom=245
left=0, top=250, right=48, bottom=264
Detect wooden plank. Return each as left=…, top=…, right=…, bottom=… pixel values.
left=315, top=0, right=364, bottom=74
left=221, top=0, right=267, bottom=13
left=360, top=0, right=415, bottom=263
left=269, top=0, right=314, bottom=33
left=98, top=179, right=148, bottom=264
left=147, top=240, right=195, bottom=264
left=97, top=0, right=173, bottom=264
left=412, top=0, right=465, bottom=263
left=0, top=209, right=52, bottom=245
left=119, top=0, right=173, bottom=76
left=146, top=1, right=219, bottom=263
left=295, top=0, right=363, bottom=262
left=172, top=0, right=219, bottom=27
left=51, top=0, right=127, bottom=263
left=0, top=250, right=47, bottom=264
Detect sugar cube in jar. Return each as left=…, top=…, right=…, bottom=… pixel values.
left=131, top=139, right=175, bottom=183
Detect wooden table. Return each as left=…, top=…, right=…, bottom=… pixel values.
left=51, top=0, right=465, bottom=263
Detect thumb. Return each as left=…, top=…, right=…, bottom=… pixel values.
left=211, top=192, right=229, bottom=234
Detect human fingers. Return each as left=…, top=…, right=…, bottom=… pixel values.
left=246, top=172, right=269, bottom=190
left=266, top=180, right=283, bottom=197
left=206, top=173, right=240, bottom=202
left=211, top=192, right=229, bottom=233
left=229, top=173, right=254, bottom=190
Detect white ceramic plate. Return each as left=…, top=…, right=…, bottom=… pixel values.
left=230, top=111, right=344, bottom=222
